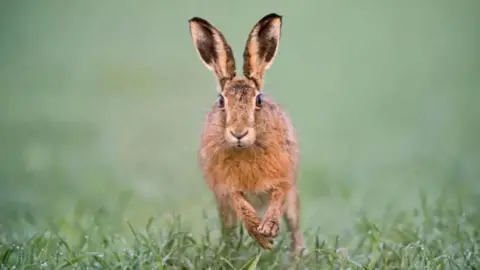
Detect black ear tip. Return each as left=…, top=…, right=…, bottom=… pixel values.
left=188, top=17, right=212, bottom=27
left=260, top=13, right=283, bottom=22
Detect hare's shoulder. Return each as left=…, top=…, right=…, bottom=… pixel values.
left=261, top=96, right=298, bottom=154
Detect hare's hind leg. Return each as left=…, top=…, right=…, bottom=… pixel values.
left=215, top=192, right=238, bottom=239
left=283, top=187, right=304, bottom=254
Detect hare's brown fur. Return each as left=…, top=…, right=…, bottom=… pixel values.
left=189, top=13, right=304, bottom=253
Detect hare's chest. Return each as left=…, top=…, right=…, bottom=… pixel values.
left=204, top=147, right=290, bottom=191
left=219, top=159, right=274, bottom=191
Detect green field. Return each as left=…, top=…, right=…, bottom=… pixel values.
left=1, top=1, right=480, bottom=268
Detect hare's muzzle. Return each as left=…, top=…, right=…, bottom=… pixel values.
left=225, top=127, right=256, bottom=148
left=230, top=130, right=249, bottom=140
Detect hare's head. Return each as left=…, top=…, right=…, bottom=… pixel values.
left=189, top=14, right=282, bottom=148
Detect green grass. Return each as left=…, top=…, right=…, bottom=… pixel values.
left=1, top=192, right=479, bottom=269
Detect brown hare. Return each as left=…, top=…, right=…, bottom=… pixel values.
left=188, top=13, right=304, bottom=253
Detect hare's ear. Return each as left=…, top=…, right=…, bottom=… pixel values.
left=189, top=17, right=236, bottom=89
left=243, top=13, right=282, bottom=89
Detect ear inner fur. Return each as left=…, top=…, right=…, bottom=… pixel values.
left=243, top=13, right=282, bottom=89
left=189, top=17, right=236, bottom=88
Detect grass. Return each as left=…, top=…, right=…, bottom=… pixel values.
left=1, top=192, right=479, bottom=269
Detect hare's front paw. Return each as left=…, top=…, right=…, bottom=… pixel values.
left=252, top=232, right=274, bottom=249
left=257, top=217, right=280, bottom=237
left=245, top=218, right=274, bottom=249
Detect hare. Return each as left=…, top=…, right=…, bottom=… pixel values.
left=188, top=13, right=304, bottom=253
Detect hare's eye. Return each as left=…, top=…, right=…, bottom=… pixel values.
left=255, top=94, right=263, bottom=107
left=218, top=95, right=225, bottom=108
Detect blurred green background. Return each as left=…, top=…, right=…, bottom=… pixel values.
left=1, top=1, right=479, bottom=240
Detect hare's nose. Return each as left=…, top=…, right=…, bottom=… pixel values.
left=230, top=130, right=249, bottom=140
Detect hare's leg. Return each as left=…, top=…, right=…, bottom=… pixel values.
left=258, top=182, right=290, bottom=238
left=215, top=192, right=238, bottom=239
left=230, top=192, right=274, bottom=249
left=283, top=187, right=305, bottom=254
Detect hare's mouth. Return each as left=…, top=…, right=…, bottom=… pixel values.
left=225, top=127, right=255, bottom=148
left=226, top=139, right=252, bottom=149
left=235, top=142, right=246, bottom=148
